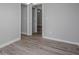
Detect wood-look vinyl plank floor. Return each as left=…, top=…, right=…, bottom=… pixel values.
left=0, top=34, right=78, bottom=55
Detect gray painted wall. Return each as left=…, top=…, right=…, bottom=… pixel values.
left=21, top=4, right=27, bottom=34
left=43, top=3, right=79, bottom=43
left=32, top=8, right=36, bottom=33
left=0, top=3, right=21, bottom=45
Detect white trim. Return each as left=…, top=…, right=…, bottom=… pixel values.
left=0, top=38, right=21, bottom=48
left=42, top=4, right=44, bottom=37
left=34, top=8, right=37, bottom=33
left=27, top=4, right=32, bottom=36
left=21, top=32, right=27, bottom=35
left=43, top=36, right=79, bottom=46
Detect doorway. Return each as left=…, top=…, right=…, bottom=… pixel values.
left=32, top=4, right=42, bottom=36
left=21, top=3, right=43, bottom=37
left=37, top=9, right=42, bottom=34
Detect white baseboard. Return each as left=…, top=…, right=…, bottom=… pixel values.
left=43, top=36, right=79, bottom=46
left=0, top=38, right=21, bottom=48
left=21, top=32, right=27, bottom=35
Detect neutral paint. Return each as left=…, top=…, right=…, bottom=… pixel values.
left=43, top=3, right=79, bottom=43
left=21, top=4, right=27, bottom=34
left=0, top=3, right=21, bottom=46
left=32, top=8, right=37, bottom=33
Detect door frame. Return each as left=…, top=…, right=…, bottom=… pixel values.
left=27, top=4, right=45, bottom=37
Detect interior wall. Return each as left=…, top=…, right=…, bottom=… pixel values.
left=32, top=8, right=36, bottom=33
left=43, top=3, right=79, bottom=43
left=21, top=4, right=27, bottom=34
left=0, top=3, right=21, bottom=46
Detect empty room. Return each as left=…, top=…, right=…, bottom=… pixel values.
left=0, top=3, right=79, bottom=55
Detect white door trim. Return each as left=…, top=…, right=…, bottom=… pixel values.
left=42, top=4, right=45, bottom=37
left=26, top=4, right=32, bottom=36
